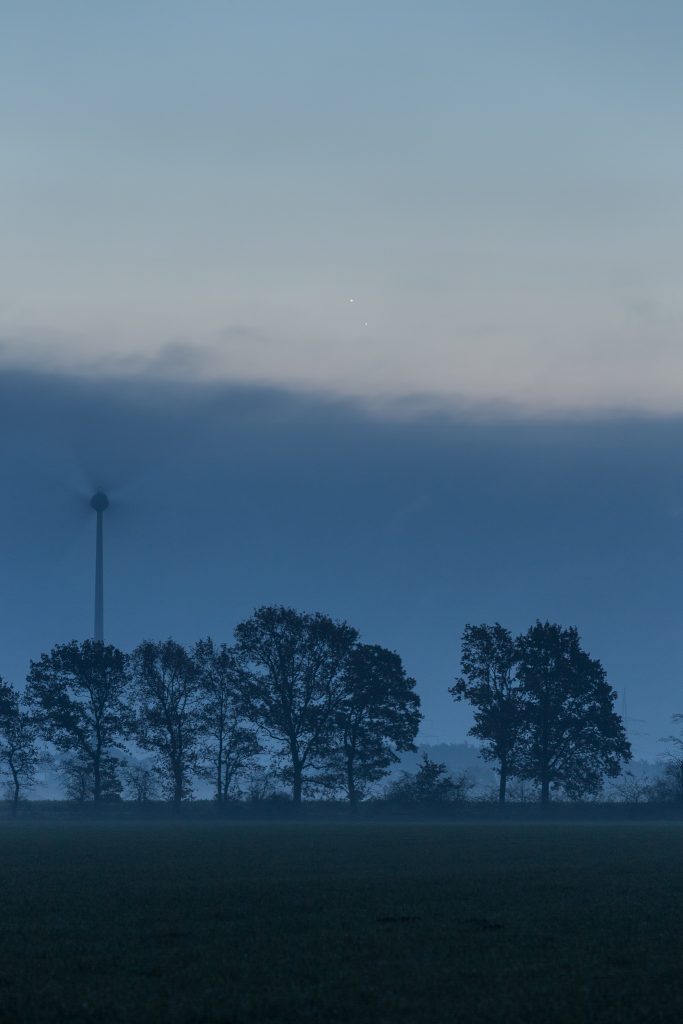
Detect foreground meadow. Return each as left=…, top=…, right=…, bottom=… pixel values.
left=0, top=821, right=682, bottom=1022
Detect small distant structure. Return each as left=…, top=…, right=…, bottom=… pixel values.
left=90, top=491, right=109, bottom=643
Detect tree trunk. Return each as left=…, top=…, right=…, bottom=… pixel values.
left=173, top=765, right=183, bottom=810
left=216, top=737, right=223, bottom=803
left=11, top=770, right=19, bottom=818
left=290, top=739, right=303, bottom=805
left=93, top=756, right=101, bottom=803
left=223, top=762, right=232, bottom=805
left=540, top=700, right=550, bottom=806
left=347, top=757, right=358, bottom=814
left=291, top=759, right=303, bottom=805
left=498, top=762, right=507, bottom=805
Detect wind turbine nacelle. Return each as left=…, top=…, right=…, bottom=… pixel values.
left=90, top=491, right=110, bottom=513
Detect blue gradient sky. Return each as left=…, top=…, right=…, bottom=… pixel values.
left=3, top=2, right=683, bottom=410
left=3, top=5, right=683, bottom=763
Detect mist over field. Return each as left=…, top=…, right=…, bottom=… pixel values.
left=2, top=367, right=682, bottom=759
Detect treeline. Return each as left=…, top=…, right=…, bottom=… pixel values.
left=3, top=609, right=676, bottom=813
left=0, top=606, right=420, bottom=812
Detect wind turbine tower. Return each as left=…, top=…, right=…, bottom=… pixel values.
left=90, top=491, right=109, bottom=643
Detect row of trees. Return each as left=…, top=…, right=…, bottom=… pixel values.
left=0, top=606, right=421, bottom=811
left=0, top=613, right=642, bottom=810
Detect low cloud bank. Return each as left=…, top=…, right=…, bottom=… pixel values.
left=1, top=368, right=682, bottom=755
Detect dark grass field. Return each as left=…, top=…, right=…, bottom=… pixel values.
left=1, top=822, right=683, bottom=1023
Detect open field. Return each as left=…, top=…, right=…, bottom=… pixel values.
left=1, top=822, right=683, bottom=1023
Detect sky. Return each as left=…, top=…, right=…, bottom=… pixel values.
left=2, top=1, right=683, bottom=411
left=2, top=4, right=683, bottom=761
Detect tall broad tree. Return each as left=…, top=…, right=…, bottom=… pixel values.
left=26, top=640, right=130, bottom=803
left=328, top=644, right=421, bottom=809
left=130, top=639, right=202, bottom=806
left=450, top=623, right=522, bottom=804
left=0, top=680, right=39, bottom=815
left=514, top=621, right=630, bottom=803
left=234, top=606, right=358, bottom=804
left=193, top=638, right=260, bottom=803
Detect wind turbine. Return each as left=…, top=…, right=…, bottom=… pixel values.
left=90, top=491, right=109, bottom=643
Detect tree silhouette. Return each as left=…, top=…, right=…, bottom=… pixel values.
left=234, top=606, right=358, bottom=804
left=389, top=753, right=472, bottom=804
left=130, top=640, right=202, bottom=807
left=327, top=644, right=421, bottom=810
left=0, top=679, right=39, bottom=815
left=26, top=640, right=130, bottom=803
left=193, top=638, right=260, bottom=802
left=514, top=622, right=630, bottom=802
left=660, top=714, right=683, bottom=802
left=122, top=759, right=158, bottom=803
left=451, top=623, right=522, bottom=804
left=58, top=755, right=93, bottom=803
left=58, top=752, right=122, bottom=803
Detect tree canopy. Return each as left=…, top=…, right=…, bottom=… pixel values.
left=234, top=606, right=359, bottom=803
left=0, top=679, right=39, bottom=814
left=130, top=639, right=202, bottom=806
left=454, top=621, right=631, bottom=802
left=514, top=622, right=630, bottom=801
left=328, top=643, right=421, bottom=809
left=25, top=640, right=130, bottom=803
left=451, top=623, right=522, bottom=803
left=194, top=637, right=260, bottom=803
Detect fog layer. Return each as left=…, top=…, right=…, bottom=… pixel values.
left=2, top=369, right=681, bottom=755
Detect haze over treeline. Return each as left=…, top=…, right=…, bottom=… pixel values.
left=2, top=368, right=683, bottom=757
